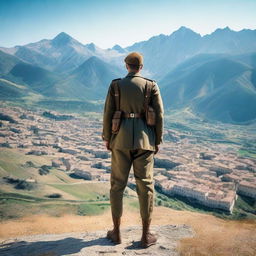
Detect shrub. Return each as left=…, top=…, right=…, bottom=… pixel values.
left=46, top=193, right=62, bottom=198
left=42, top=111, right=74, bottom=121
left=38, top=165, right=51, bottom=175
left=0, top=113, right=17, bottom=123
left=157, top=200, right=162, bottom=206
left=14, top=180, right=36, bottom=190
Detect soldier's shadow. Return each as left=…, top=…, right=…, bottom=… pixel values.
left=0, top=236, right=115, bottom=256
left=125, top=240, right=144, bottom=250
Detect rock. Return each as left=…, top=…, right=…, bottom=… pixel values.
left=26, top=150, right=47, bottom=156
left=61, top=158, right=71, bottom=171
left=52, top=160, right=62, bottom=168
left=0, top=225, right=194, bottom=256
left=199, top=152, right=216, bottom=160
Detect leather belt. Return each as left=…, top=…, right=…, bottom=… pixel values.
left=123, top=112, right=144, bottom=118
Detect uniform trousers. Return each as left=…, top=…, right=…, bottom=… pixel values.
left=110, top=148, right=155, bottom=221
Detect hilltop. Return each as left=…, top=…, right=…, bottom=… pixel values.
left=0, top=207, right=255, bottom=256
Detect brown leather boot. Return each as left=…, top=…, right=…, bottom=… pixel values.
left=106, top=217, right=121, bottom=244
left=140, top=218, right=157, bottom=248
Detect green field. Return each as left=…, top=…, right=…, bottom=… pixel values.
left=0, top=148, right=140, bottom=220
left=49, top=183, right=110, bottom=201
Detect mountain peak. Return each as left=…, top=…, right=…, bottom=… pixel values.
left=223, top=26, right=231, bottom=31
left=178, top=26, right=192, bottom=31
left=52, top=32, right=73, bottom=46
left=175, top=26, right=195, bottom=33
left=112, top=44, right=126, bottom=53
left=86, top=43, right=96, bottom=52
left=212, top=26, right=233, bottom=35
left=171, top=26, right=201, bottom=38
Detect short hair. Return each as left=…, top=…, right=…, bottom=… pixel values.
left=127, top=63, right=141, bottom=71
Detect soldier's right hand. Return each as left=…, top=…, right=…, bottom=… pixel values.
left=105, top=141, right=112, bottom=151
left=154, top=145, right=159, bottom=154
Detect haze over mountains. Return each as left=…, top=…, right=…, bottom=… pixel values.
left=0, top=26, right=256, bottom=124
left=160, top=53, right=256, bottom=123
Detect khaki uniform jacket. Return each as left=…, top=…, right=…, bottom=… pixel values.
left=102, top=71, right=164, bottom=151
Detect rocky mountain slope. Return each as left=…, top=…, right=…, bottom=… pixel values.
left=0, top=225, right=194, bottom=256
left=160, top=53, right=256, bottom=123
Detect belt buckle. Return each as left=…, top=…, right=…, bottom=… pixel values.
left=130, top=113, right=135, bottom=118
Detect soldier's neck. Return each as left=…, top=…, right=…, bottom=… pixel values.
left=127, top=70, right=141, bottom=77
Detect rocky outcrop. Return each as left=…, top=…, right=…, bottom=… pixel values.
left=0, top=224, right=194, bottom=256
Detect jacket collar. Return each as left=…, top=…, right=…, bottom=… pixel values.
left=125, top=71, right=142, bottom=78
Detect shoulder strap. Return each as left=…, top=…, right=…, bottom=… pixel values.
left=143, top=80, right=153, bottom=112
left=142, top=77, right=155, bottom=83
left=113, top=80, right=120, bottom=111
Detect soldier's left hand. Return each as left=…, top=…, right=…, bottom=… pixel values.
left=105, top=141, right=112, bottom=151
left=154, top=145, right=159, bottom=154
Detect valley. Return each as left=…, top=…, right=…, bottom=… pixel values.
left=0, top=105, right=255, bottom=221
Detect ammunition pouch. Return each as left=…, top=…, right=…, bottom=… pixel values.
left=144, top=80, right=156, bottom=126
left=111, top=77, right=156, bottom=136
left=145, top=105, right=156, bottom=126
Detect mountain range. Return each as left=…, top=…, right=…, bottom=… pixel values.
left=0, top=26, right=256, bottom=124
left=160, top=53, right=256, bottom=123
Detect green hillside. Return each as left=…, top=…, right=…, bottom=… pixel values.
left=15, top=46, right=56, bottom=71
left=160, top=53, right=256, bottom=124
left=0, top=148, right=138, bottom=219
left=8, top=62, right=61, bottom=96
left=194, top=72, right=256, bottom=123
left=0, top=78, right=29, bottom=99
left=1, top=55, right=121, bottom=102
left=0, top=50, right=21, bottom=76
left=66, top=56, right=122, bottom=100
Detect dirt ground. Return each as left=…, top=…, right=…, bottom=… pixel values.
left=1, top=206, right=256, bottom=256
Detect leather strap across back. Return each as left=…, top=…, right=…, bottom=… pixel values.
left=143, top=81, right=153, bottom=113
left=113, top=79, right=153, bottom=114
left=113, top=80, right=120, bottom=111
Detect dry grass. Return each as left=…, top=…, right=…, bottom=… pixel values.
left=0, top=207, right=255, bottom=256
left=177, top=218, right=256, bottom=256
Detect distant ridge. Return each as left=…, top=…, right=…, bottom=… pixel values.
left=127, top=26, right=256, bottom=78
left=0, top=27, right=256, bottom=123
left=1, top=26, right=256, bottom=77
left=70, top=56, right=122, bottom=89
left=160, top=53, right=256, bottom=123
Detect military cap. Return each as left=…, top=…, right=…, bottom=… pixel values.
left=124, top=52, right=143, bottom=66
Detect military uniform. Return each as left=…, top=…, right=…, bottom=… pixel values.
left=102, top=70, right=164, bottom=221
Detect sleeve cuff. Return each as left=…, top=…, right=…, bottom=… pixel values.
left=102, top=134, right=110, bottom=141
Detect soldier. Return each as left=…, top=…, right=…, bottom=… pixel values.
left=102, top=52, right=164, bottom=248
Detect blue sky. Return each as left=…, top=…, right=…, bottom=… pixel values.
left=0, top=0, right=255, bottom=49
